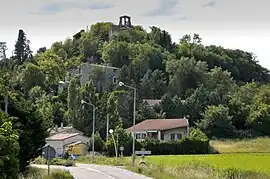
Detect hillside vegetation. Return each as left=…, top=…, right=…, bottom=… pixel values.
left=1, top=20, right=270, bottom=178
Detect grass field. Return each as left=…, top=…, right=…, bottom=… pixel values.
left=145, top=153, right=270, bottom=178
left=210, top=137, right=270, bottom=153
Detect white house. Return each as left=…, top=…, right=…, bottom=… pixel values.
left=126, top=118, right=189, bottom=142
left=45, top=133, right=89, bottom=158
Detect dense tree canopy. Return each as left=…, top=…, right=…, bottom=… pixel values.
left=0, top=21, right=270, bottom=175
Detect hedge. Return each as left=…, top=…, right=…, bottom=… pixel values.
left=107, top=137, right=211, bottom=156
left=140, top=137, right=210, bottom=155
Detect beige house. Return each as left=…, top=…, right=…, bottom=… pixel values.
left=126, top=118, right=189, bottom=142
left=45, top=133, right=89, bottom=158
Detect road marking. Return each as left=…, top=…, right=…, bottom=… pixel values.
left=84, top=167, right=116, bottom=179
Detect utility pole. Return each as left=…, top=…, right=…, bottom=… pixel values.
left=106, top=114, right=109, bottom=143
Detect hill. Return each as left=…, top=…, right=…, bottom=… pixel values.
left=1, top=18, right=270, bottom=176
left=1, top=18, right=270, bottom=139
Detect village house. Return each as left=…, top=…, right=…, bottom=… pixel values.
left=45, top=133, right=89, bottom=158
left=125, top=118, right=189, bottom=142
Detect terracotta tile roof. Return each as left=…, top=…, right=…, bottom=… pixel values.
left=46, top=133, right=80, bottom=141
left=143, top=99, right=161, bottom=106
left=126, top=119, right=188, bottom=132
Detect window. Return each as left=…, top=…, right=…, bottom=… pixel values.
left=170, top=134, right=175, bottom=140
left=135, top=133, right=146, bottom=139
left=171, top=133, right=182, bottom=140
left=161, top=132, right=164, bottom=140
left=176, top=133, right=182, bottom=140
left=142, top=133, right=146, bottom=139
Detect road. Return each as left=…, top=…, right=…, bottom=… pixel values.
left=31, top=163, right=153, bottom=179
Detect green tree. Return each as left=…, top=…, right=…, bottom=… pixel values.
left=7, top=94, right=48, bottom=171
left=19, top=63, right=45, bottom=93
left=36, top=50, right=65, bottom=88
left=166, top=57, right=207, bottom=96
left=78, top=80, right=97, bottom=135
left=147, top=26, right=175, bottom=52
left=14, top=29, right=32, bottom=65
left=89, top=22, right=113, bottom=42
left=247, top=85, right=270, bottom=135
left=140, top=69, right=167, bottom=99
left=197, top=105, right=236, bottom=138
left=102, top=41, right=131, bottom=67
left=228, top=82, right=259, bottom=130
left=67, top=77, right=81, bottom=127
left=0, top=112, right=20, bottom=179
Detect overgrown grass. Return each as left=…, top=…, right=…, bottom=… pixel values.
left=210, top=137, right=270, bottom=153
left=32, top=156, right=66, bottom=165
left=19, top=167, right=74, bottom=179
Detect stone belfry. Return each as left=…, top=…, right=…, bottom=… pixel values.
left=109, top=15, right=133, bottom=40
left=118, top=15, right=132, bottom=28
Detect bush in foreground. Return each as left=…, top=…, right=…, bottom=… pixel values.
left=19, top=167, right=74, bottom=179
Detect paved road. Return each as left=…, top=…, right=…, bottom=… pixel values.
left=31, top=164, right=153, bottom=179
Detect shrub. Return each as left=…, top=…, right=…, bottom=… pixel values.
left=190, top=128, right=209, bottom=141
left=49, top=170, right=74, bottom=179
left=89, top=132, right=105, bottom=152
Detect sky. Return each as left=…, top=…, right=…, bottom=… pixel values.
left=0, top=0, right=270, bottom=69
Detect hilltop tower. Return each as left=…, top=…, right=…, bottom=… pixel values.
left=109, top=15, right=133, bottom=40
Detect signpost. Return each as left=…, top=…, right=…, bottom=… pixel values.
left=135, top=148, right=151, bottom=155
left=42, top=145, right=56, bottom=176
left=135, top=148, right=151, bottom=166
left=120, top=146, right=124, bottom=158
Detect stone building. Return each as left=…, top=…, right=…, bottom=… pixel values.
left=61, top=63, right=119, bottom=93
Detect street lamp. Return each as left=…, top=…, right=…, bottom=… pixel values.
left=109, top=129, right=118, bottom=164
left=81, top=99, right=96, bottom=162
left=118, top=81, right=136, bottom=167
left=59, top=81, right=66, bottom=84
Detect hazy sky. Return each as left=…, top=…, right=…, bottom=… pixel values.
left=1, top=0, right=269, bottom=69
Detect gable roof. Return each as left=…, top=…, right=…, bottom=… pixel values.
left=46, top=133, right=80, bottom=141
left=126, top=119, right=188, bottom=132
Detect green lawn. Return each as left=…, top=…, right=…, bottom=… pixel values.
left=146, top=153, right=270, bottom=176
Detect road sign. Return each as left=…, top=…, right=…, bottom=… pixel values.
left=120, top=146, right=124, bottom=151
left=135, top=150, right=151, bottom=155
left=42, top=145, right=56, bottom=160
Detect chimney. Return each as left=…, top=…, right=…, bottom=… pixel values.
left=55, top=124, right=58, bottom=132
left=61, top=122, right=64, bottom=129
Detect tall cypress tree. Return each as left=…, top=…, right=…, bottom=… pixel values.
left=14, top=29, right=32, bottom=65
